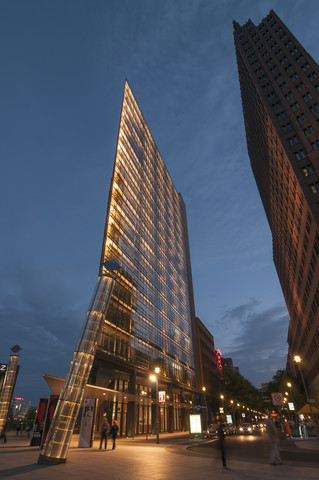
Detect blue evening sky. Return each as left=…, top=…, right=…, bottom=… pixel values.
left=1, top=0, right=318, bottom=405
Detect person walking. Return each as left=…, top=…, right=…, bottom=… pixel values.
left=99, top=418, right=109, bottom=450
left=110, top=420, right=119, bottom=450
left=265, top=417, right=283, bottom=465
left=284, top=420, right=292, bottom=439
left=217, top=422, right=227, bottom=468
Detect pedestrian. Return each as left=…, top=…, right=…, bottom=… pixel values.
left=217, top=422, right=227, bottom=468
left=16, top=423, right=20, bottom=436
left=264, top=417, right=283, bottom=465
left=99, top=418, right=109, bottom=450
left=0, top=421, right=8, bottom=443
left=110, top=420, right=119, bottom=450
left=284, top=420, right=291, bottom=439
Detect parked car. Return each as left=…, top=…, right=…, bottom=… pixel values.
left=239, top=423, right=253, bottom=434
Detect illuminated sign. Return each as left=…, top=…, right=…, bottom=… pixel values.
left=288, top=402, right=295, bottom=411
left=226, top=415, right=232, bottom=424
left=0, top=364, right=7, bottom=374
left=158, top=391, right=166, bottom=403
left=189, top=414, right=202, bottom=434
left=219, top=407, right=224, bottom=414
left=216, top=349, right=224, bottom=381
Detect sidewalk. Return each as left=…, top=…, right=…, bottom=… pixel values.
left=0, top=431, right=318, bottom=480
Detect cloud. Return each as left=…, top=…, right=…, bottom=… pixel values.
left=218, top=301, right=289, bottom=386
left=0, top=264, right=87, bottom=404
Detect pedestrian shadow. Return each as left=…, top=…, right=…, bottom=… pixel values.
left=0, top=463, right=52, bottom=478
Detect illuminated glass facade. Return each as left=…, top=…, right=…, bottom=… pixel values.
left=90, top=81, right=197, bottom=434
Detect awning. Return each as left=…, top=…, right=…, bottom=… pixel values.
left=297, top=404, right=319, bottom=415
left=43, top=373, right=137, bottom=403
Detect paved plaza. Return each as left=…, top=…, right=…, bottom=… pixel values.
left=0, top=432, right=318, bottom=480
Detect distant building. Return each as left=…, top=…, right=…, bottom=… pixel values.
left=222, top=357, right=240, bottom=375
left=11, top=397, right=31, bottom=420
left=194, top=317, right=218, bottom=424
left=234, top=10, right=319, bottom=402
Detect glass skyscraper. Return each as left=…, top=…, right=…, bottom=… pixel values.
left=90, top=81, right=199, bottom=435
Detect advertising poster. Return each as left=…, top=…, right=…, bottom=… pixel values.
left=41, top=394, right=59, bottom=447
left=189, top=414, right=202, bottom=434
left=79, top=398, right=96, bottom=448
left=30, top=397, right=48, bottom=447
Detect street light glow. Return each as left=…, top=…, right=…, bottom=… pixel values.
left=155, top=367, right=160, bottom=374
left=149, top=375, right=156, bottom=382
left=294, top=355, right=301, bottom=363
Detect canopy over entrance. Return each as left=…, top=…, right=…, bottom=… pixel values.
left=43, top=374, right=137, bottom=403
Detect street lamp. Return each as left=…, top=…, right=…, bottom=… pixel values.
left=293, top=355, right=319, bottom=443
left=38, top=260, right=120, bottom=464
left=150, top=369, right=159, bottom=444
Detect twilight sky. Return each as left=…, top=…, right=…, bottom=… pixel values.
left=1, top=0, right=319, bottom=405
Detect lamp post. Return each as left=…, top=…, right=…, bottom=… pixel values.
left=202, top=387, right=208, bottom=429
left=38, top=260, right=120, bottom=464
left=293, top=355, right=319, bottom=443
left=220, top=394, right=224, bottom=416
left=150, top=367, right=160, bottom=444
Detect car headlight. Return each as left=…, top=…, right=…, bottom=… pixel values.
left=239, top=427, right=243, bottom=431
left=248, top=428, right=251, bottom=431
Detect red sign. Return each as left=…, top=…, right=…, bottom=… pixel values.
left=216, top=349, right=224, bottom=381
left=158, top=391, right=166, bottom=403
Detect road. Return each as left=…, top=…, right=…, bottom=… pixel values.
left=189, top=428, right=319, bottom=466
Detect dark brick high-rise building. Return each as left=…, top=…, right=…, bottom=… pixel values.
left=233, top=10, right=319, bottom=401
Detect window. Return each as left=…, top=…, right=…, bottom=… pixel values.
left=282, top=123, right=292, bottom=132
left=302, top=165, right=314, bottom=176
left=290, top=72, right=299, bottom=81
left=308, top=72, right=318, bottom=81
left=279, top=81, right=288, bottom=90
left=280, top=56, right=288, bottom=65
left=311, top=140, right=319, bottom=150
left=297, top=113, right=307, bottom=123
left=302, top=63, right=311, bottom=71
left=295, top=149, right=307, bottom=160
left=310, top=182, right=319, bottom=193
left=296, top=82, right=306, bottom=91
left=290, top=102, right=300, bottom=111
left=290, top=47, right=299, bottom=56
left=303, top=92, right=313, bottom=102
left=296, top=54, right=304, bottom=63
left=304, top=126, right=315, bottom=136
left=288, top=135, right=298, bottom=145
left=310, top=104, right=319, bottom=113
left=276, top=112, right=287, bottom=120
left=285, top=91, right=294, bottom=100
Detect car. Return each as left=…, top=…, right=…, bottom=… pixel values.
left=227, top=423, right=237, bottom=435
left=239, top=422, right=253, bottom=434
left=203, top=424, right=219, bottom=438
